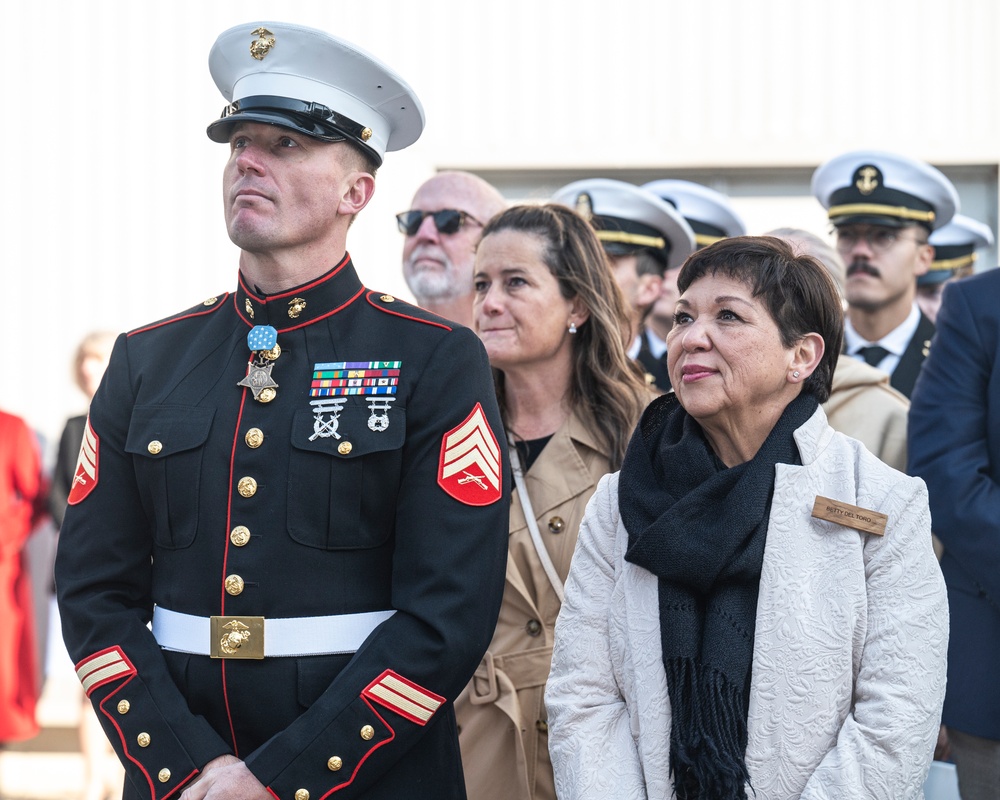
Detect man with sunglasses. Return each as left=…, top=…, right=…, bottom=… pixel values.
left=54, top=22, right=509, bottom=800
left=399, top=172, right=507, bottom=327
left=812, top=150, right=959, bottom=398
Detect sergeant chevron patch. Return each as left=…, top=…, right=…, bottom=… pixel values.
left=68, top=416, right=99, bottom=505
left=437, top=403, right=502, bottom=506
left=362, top=669, right=444, bottom=726
left=76, top=646, right=136, bottom=696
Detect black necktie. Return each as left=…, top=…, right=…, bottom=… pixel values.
left=858, top=345, right=890, bottom=368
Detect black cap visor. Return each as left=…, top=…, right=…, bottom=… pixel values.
left=206, top=95, right=381, bottom=165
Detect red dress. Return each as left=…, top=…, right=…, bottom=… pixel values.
left=0, top=410, right=44, bottom=742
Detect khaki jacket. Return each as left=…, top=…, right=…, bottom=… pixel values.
left=455, top=410, right=614, bottom=800
left=823, top=357, right=909, bottom=473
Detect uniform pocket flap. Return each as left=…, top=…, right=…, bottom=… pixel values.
left=290, top=402, right=405, bottom=458
left=125, top=405, right=216, bottom=458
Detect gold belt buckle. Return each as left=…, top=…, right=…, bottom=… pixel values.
left=210, top=616, right=265, bottom=659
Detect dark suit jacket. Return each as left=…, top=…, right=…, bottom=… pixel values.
left=635, top=329, right=670, bottom=392
left=890, top=311, right=935, bottom=399
left=909, top=269, right=1000, bottom=739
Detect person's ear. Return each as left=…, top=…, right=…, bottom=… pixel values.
left=789, top=332, right=825, bottom=383
left=339, top=172, right=376, bottom=217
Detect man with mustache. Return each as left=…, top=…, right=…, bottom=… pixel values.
left=399, top=172, right=507, bottom=327
left=812, top=150, right=959, bottom=398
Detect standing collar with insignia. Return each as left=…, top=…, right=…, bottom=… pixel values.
left=235, top=254, right=365, bottom=331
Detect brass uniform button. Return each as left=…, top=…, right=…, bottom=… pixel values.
left=230, top=526, right=251, bottom=547
left=237, top=477, right=258, bottom=498
left=203, top=297, right=218, bottom=306
left=258, top=387, right=276, bottom=403
left=361, top=127, right=373, bottom=142
left=245, top=428, right=264, bottom=448
left=526, top=619, right=542, bottom=637
left=295, top=790, right=310, bottom=800
left=548, top=516, right=565, bottom=534
left=380, top=294, right=395, bottom=303
left=338, top=441, right=353, bottom=456
left=327, top=756, right=343, bottom=772
left=261, top=344, right=281, bottom=361
left=117, top=700, right=130, bottom=714
left=225, top=575, right=245, bottom=596
left=360, top=724, right=375, bottom=741
left=158, top=769, right=171, bottom=783
left=147, top=440, right=163, bottom=455
left=137, top=732, right=151, bottom=747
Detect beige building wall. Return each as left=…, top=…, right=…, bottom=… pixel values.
left=7, top=0, right=999, bottom=445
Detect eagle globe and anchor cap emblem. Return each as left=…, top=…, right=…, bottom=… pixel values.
left=249, top=27, right=275, bottom=61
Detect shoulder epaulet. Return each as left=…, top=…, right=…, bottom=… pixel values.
left=364, top=291, right=453, bottom=331
left=127, top=293, right=231, bottom=337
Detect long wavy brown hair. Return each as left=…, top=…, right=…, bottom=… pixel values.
left=478, top=203, right=649, bottom=469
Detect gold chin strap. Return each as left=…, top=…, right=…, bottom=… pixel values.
left=928, top=253, right=976, bottom=272
left=828, top=203, right=935, bottom=223
left=596, top=230, right=666, bottom=249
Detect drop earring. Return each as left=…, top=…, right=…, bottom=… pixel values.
left=568, top=322, right=578, bottom=334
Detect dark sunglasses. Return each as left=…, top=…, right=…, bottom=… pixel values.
left=395, top=209, right=483, bottom=237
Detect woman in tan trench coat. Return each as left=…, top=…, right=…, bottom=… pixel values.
left=456, top=204, right=651, bottom=800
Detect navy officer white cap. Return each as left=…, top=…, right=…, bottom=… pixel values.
left=811, top=150, right=958, bottom=231
left=642, top=179, right=746, bottom=249
left=920, top=214, right=996, bottom=285
left=552, top=178, right=696, bottom=271
left=206, top=22, right=424, bottom=166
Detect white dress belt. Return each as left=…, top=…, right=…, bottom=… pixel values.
left=152, top=605, right=396, bottom=657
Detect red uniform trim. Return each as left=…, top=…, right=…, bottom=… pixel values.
left=127, top=294, right=230, bottom=337
left=318, top=698, right=396, bottom=798
left=365, top=293, right=453, bottom=331
left=75, top=645, right=136, bottom=696
left=362, top=669, right=445, bottom=726
left=240, top=253, right=351, bottom=304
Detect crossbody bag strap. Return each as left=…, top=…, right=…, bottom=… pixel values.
left=508, top=438, right=565, bottom=603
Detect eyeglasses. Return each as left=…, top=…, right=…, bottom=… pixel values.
left=395, top=209, right=483, bottom=237
left=835, top=226, right=928, bottom=254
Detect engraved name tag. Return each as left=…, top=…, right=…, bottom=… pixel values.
left=811, top=496, right=887, bottom=536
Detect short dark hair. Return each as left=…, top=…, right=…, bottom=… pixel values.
left=677, top=235, right=844, bottom=402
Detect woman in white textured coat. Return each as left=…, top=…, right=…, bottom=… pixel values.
left=546, top=235, right=948, bottom=800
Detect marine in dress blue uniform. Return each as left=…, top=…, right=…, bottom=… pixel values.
left=55, top=22, right=508, bottom=800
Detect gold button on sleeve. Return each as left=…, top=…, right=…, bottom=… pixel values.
left=338, top=441, right=353, bottom=456
left=230, top=526, right=251, bottom=547
left=158, top=768, right=171, bottom=783
left=295, top=790, right=310, bottom=800
left=360, top=724, right=375, bottom=741
left=225, top=575, right=245, bottom=596
left=147, top=440, right=163, bottom=455
left=117, top=700, right=130, bottom=714
left=137, top=732, right=151, bottom=747
left=327, top=756, right=343, bottom=772
left=245, top=428, right=264, bottom=448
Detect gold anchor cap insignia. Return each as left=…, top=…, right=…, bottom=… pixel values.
left=288, top=298, right=307, bottom=319
left=575, top=192, right=593, bottom=221
left=855, top=165, right=880, bottom=196
left=250, top=27, right=276, bottom=61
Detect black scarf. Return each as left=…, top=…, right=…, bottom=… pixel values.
left=620, top=391, right=818, bottom=799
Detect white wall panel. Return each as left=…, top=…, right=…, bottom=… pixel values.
left=6, top=0, right=999, bottom=445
